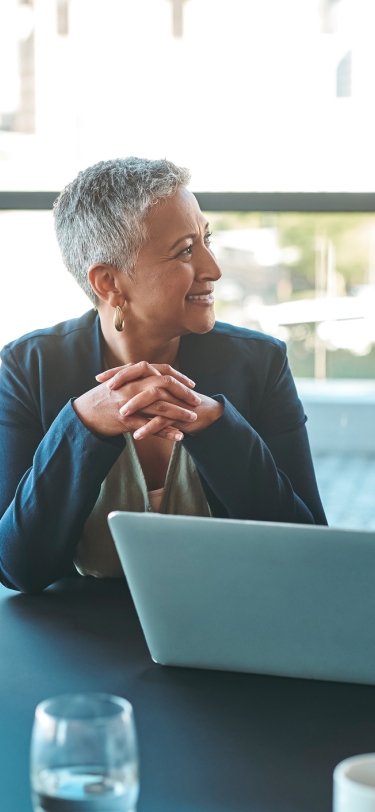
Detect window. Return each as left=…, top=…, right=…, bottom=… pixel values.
left=0, top=209, right=88, bottom=350
left=1, top=0, right=375, bottom=191
left=1, top=1, right=375, bottom=529
left=208, top=209, right=375, bottom=379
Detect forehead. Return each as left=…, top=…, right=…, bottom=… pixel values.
left=145, top=187, right=206, bottom=244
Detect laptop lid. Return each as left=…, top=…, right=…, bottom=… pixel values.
left=108, top=511, right=375, bottom=685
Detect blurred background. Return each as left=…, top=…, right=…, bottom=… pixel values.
left=1, top=0, right=375, bottom=527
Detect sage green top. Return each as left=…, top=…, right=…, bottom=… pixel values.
left=74, top=432, right=211, bottom=578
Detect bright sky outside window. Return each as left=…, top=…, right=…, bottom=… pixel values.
left=0, top=0, right=375, bottom=191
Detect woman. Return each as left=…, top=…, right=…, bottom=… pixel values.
left=0, top=157, right=326, bottom=593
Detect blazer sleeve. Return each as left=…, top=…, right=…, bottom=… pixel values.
left=0, top=347, right=125, bottom=593
left=183, top=343, right=327, bottom=526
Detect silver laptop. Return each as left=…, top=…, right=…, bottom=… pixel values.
left=108, top=511, right=375, bottom=685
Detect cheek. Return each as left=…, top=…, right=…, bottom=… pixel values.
left=153, top=268, right=192, bottom=306
left=133, top=264, right=192, bottom=312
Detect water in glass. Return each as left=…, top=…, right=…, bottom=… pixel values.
left=32, top=764, right=139, bottom=811
left=30, top=694, right=139, bottom=812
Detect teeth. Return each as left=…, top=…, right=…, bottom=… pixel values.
left=187, top=294, right=214, bottom=301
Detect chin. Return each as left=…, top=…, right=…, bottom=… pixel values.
left=187, top=311, right=216, bottom=335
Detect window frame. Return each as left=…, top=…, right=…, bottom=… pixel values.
left=1, top=191, right=375, bottom=213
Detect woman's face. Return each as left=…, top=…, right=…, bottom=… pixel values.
left=124, top=187, right=222, bottom=338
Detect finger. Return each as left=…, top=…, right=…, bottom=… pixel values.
left=121, top=415, right=183, bottom=441
left=95, top=364, right=133, bottom=382
left=158, top=375, right=201, bottom=405
left=97, top=363, right=196, bottom=392
left=155, top=428, right=185, bottom=441
left=105, top=361, right=162, bottom=390
left=120, top=381, right=200, bottom=414
left=151, top=364, right=196, bottom=388
left=124, top=412, right=184, bottom=440
left=133, top=415, right=183, bottom=441
left=120, top=387, right=198, bottom=418
left=140, top=402, right=198, bottom=423
left=121, top=414, right=151, bottom=432
left=141, top=420, right=185, bottom=441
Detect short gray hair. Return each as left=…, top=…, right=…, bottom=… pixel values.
left=53, top=157, right=191, bottom=305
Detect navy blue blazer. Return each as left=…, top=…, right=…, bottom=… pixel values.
left=0, top=310, right=326, bottom=593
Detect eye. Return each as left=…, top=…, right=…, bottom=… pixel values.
left=180, top=244, right=193, bottom=256
left=205, top=231, right=212, bottom=245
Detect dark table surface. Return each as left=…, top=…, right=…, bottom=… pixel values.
left=1, top=576, right=375, bottom=812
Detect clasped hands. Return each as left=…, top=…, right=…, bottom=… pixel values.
left=73, top=360, right=223, bottom=440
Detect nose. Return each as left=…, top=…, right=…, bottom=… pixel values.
left=196, top=244, right=222, bottom=282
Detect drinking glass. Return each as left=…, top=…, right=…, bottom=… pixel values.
left=30, top=693, right=139, bottom=812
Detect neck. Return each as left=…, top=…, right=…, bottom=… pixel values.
left=99, top=309, right=181, bottom=370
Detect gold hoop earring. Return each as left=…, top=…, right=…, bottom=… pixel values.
left=113, top=305, right=125, bottom=332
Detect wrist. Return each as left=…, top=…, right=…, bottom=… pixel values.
left=72, top=397, right=106, bottom=439
left=209, top=399, right=224, bottom=425
left=187, top=399, right=224, bottom=435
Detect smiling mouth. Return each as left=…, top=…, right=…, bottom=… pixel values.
left=185, top=292, right=215, bottom=304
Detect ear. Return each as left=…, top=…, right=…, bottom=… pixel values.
left=87, top=264, right=128, bottom=307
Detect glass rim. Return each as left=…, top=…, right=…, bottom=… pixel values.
left=35, top=692, right=133, bottom=723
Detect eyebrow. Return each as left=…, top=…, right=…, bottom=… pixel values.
left=169, top=222, right=210, bottom=252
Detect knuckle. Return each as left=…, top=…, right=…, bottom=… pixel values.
left=156, top=386, right=167, bottom=399
left=148, top=385, right=160, bottom=399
